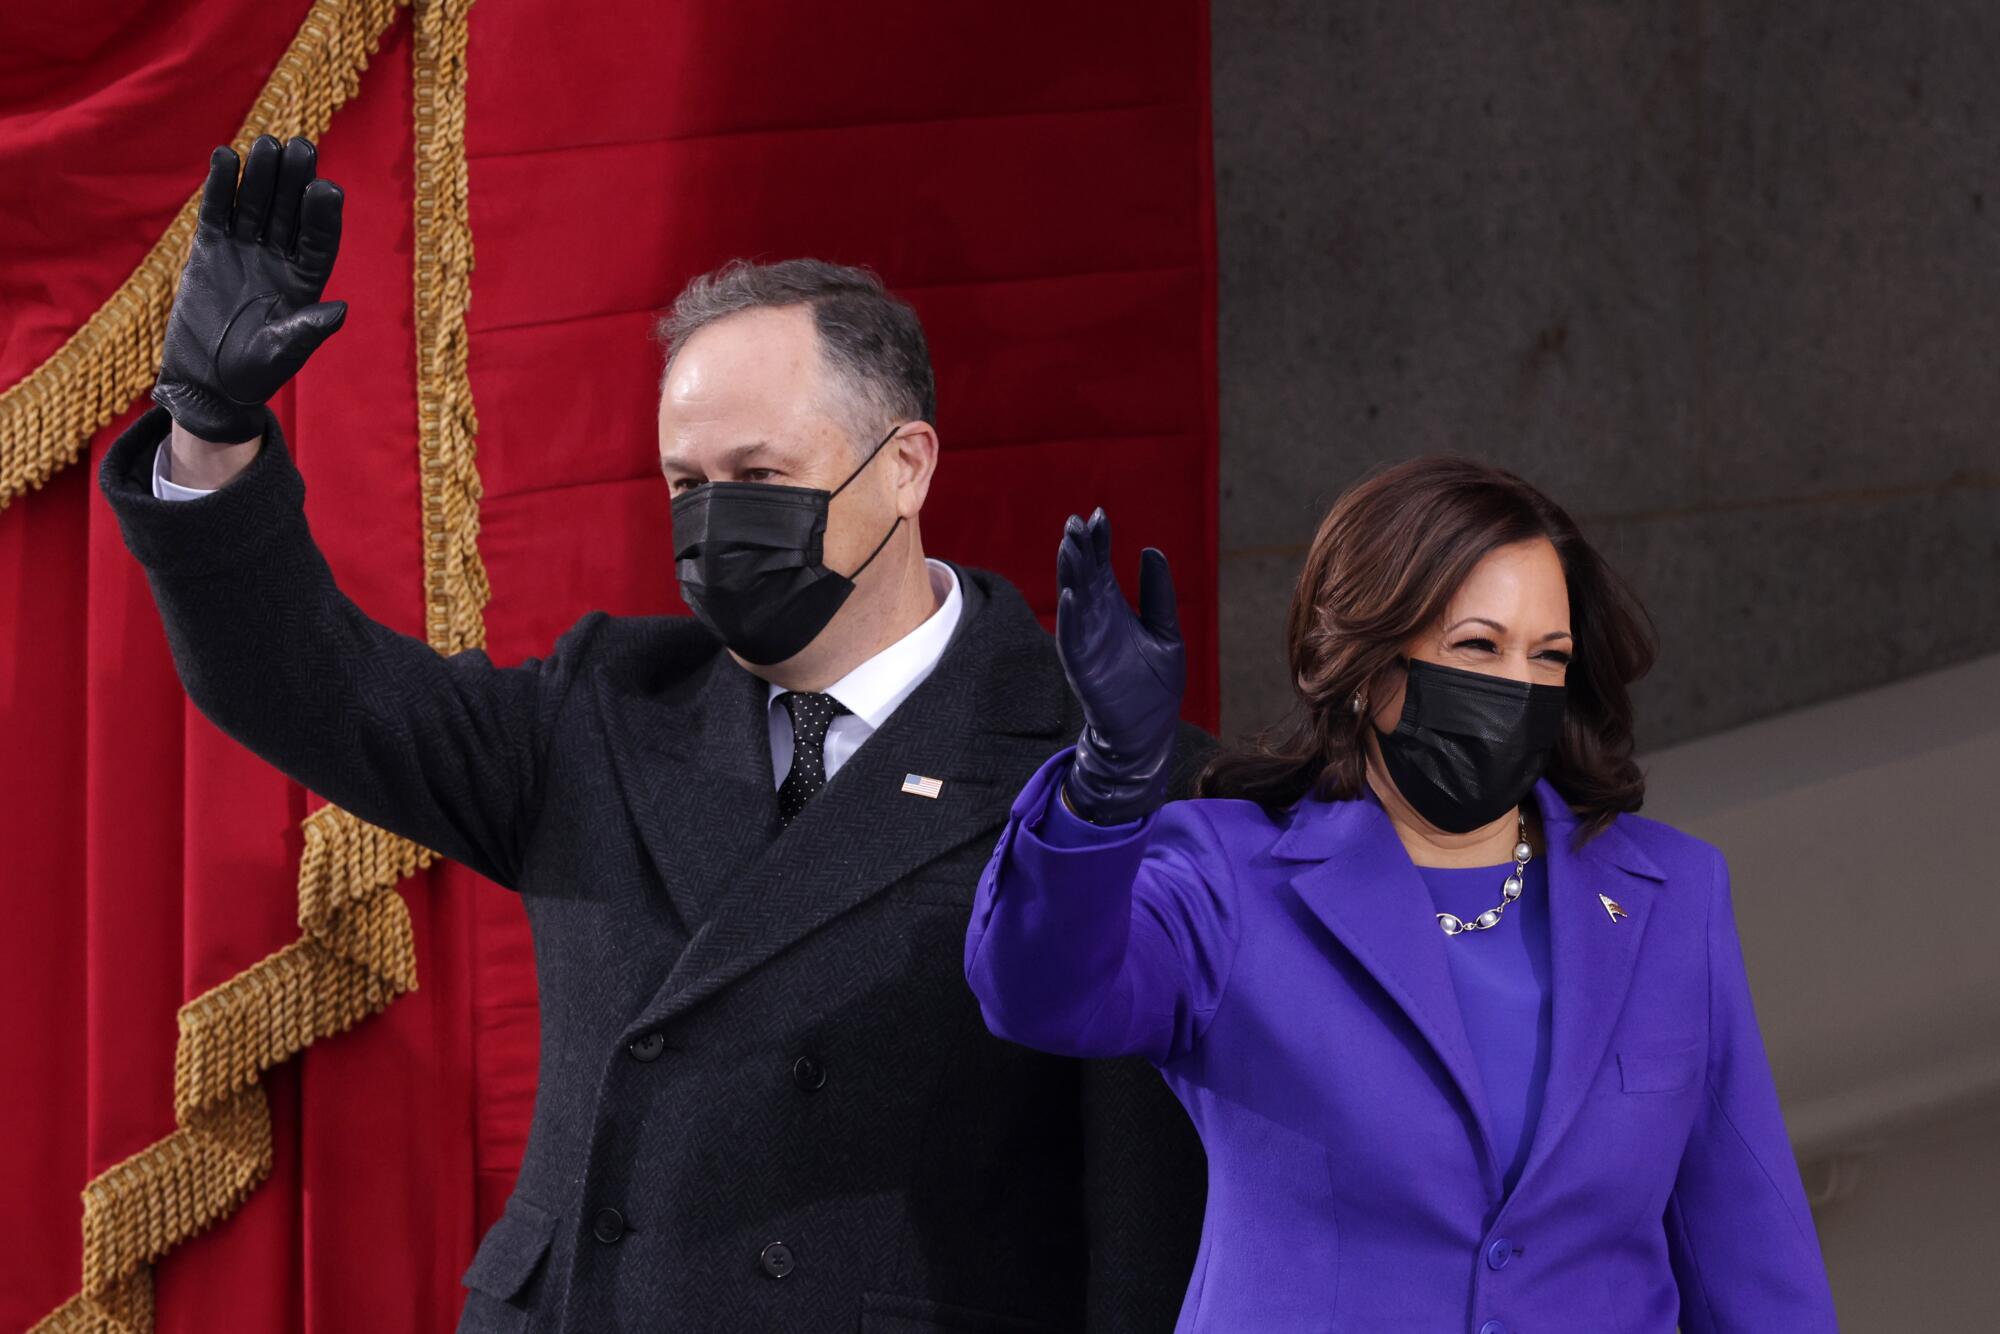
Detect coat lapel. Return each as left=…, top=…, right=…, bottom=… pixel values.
left=598, top=639, right=780, bottom=935
left=1504, top=774, right=1665, bottom=1202
left=1276, top=793, right=1503, bottom=1192
left=627, top=566, right=1071, bottom=1032
left=1274, top=773, right=1669, bottom=1203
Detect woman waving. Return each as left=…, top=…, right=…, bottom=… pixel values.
left=963, top=458, right=1839, bottom=1333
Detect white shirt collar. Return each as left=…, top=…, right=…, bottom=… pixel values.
left=766, top=558, right=963, bottom=729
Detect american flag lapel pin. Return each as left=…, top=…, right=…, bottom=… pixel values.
left=901, top=773, right=944, bottom=800
left=1599, top=892, right=1628, bottom=923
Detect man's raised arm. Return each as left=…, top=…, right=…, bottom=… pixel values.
left=97, top=133, right=594, bottom=890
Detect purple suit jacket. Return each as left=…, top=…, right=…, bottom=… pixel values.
left=965, top=746, right=1839, bottom=1334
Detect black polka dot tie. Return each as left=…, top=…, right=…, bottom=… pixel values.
left=777, top=690, right=851, bottom=828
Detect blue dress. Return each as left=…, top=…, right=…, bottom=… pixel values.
left=1415, top=855, right=1554, bottom=1196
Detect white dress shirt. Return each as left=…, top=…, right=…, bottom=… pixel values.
left=155, top=441, right=963, bottom=791
left=768, top=558, right=961, bottom=786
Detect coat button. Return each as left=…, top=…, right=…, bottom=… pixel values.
left=627, top=1031, right=666, bottom=1062
left=1479, top=1322, right=1508, bottom=1334
left=592, top=1207, right=625, bottom=1244
left=1486, top=1237, right=1513, bottom=1270
left=759, top=1241, right=795, bottom=1278
left=792, top=1055, right=826, bottom=1091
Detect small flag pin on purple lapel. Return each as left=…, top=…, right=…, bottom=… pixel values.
left=1599, top=892, right=1628, bottom=923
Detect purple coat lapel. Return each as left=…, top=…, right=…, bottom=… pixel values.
left=1274, top=789, right=1501, bottom=1190
left=1272, top=773, right=1667, bottom=1203
left=1513, top=774, right=1666, bottom=1200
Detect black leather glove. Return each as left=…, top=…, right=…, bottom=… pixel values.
left=1054, top=507, right=1186, bottom=824
left=152, top=134, right=347, bottom=443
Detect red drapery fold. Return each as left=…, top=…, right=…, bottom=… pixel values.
left=0, top=4, right=1216, bottom=1328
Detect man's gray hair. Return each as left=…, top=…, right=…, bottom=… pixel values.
left=653, top=258, right=937, bottom=447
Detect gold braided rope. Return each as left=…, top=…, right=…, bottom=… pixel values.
left=0, top=0, right=407, bottom=511
left=30, top=0, right=486, bottom=1327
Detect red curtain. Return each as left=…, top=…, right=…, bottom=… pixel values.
left=0, top=3, right=1216, bottom=1328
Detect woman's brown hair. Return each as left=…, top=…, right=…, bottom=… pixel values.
left=1195, top=455, right=1659, bottom=845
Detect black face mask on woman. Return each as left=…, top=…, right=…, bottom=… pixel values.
left=670, top=423, right=903, bottom=666
left=1371, top=654, right=1567, bottom=834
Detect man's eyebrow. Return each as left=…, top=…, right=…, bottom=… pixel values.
left=661, top=439, right=780, bottom=474
left=1444, top=616, right=1573, bottom=643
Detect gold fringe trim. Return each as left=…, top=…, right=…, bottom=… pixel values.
left=34, top=813, right=432, bottom=1331
left=412, top=0, right=488, bottom=656
left=0, top=0, right=405, bottom=510
left=31, top=0, right=486, bottom=1327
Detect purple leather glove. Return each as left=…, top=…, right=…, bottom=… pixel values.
left=152, top=134, right=347, bottom=443
left=1055, top=507, right=1186, bottom=824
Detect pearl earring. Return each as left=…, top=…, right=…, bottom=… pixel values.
left=1350, top=692, right=1365, bottom=716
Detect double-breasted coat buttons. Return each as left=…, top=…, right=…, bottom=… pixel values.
left=759, top=1241, right=795, bottom=1278
left=792, top=1054, right=826, bottom=1090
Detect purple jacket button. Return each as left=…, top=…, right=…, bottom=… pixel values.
left=1486, top=1237, right=1514, bottom=1270
left=1479, top=1322, right=1508, bottom=1334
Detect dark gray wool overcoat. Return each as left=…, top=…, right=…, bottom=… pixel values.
left=100, top=403, right=1211, bottom=1334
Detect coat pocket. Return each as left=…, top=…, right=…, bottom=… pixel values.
left=1617, top=1039, right=1704, bottom=1093
left=858, top=1289, right=1070, bottom=1334
left=459, top=1193, right=558, bottom=1331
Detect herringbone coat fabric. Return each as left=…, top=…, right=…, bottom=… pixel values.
left=99, top=403, right=1212, bottom=1334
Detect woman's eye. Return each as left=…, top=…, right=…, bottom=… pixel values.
left=1456, top=637, right=1570, bottom=666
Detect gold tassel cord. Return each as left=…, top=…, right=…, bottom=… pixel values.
left=29, top=0, right=486, bottom=1326
left=0, top=0, right=408, bottom=511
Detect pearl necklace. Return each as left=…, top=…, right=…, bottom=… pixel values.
left=1435, top=809, right=1532, bottom=937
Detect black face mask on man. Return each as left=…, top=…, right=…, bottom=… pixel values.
left=670, top=423, right=904, bottom=666
left=1370, top=654, right=1567, bottom=834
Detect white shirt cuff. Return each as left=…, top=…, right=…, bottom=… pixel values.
left=152, top=439, right=220, bottom=500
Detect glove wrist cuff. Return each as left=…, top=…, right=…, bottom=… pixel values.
left=1066, top=729, right=1172, bottom=825
left=152, top=379, right=266, bottom=445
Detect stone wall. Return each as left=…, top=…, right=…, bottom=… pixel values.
left=1211, top=1, right=2000, bottom=750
